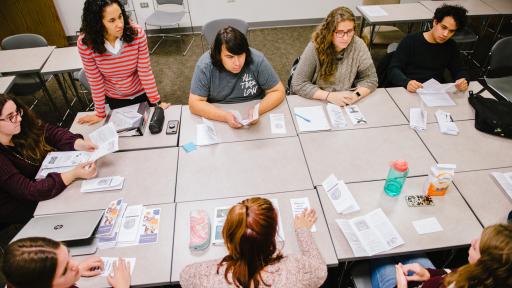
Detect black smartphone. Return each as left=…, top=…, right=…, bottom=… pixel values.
left=166, top=120, right=179, bottom=135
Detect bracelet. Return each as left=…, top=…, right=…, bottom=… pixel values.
left=325, top=92, right=331, bottom=102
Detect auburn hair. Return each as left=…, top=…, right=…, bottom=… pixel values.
left=218, top=197, right=283, bottom=287
left=444, top=224, right=512, bottom=287
left=0, top=95, right=53, bottom=163
left=312, top=6, right=356, bottom=82
left=2, top=237, right=62, bottom=288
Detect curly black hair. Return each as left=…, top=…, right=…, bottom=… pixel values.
left=433, top=4, right=468, bottom=30
left=80, top=0, right=136, bottom=54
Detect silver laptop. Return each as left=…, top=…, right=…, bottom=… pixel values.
left=13, top=210, right=104, bottom=256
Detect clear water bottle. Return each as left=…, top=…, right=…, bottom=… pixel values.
left=384, top=160, right=409, bottom=197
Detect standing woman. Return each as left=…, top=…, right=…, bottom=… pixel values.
left=78, top=0, right=169, bottom=125
left=180, top=197, right=327, bottom=287
left=0, top=95, right=97, bottom=232
left=291, top=6, right=378, bottom=106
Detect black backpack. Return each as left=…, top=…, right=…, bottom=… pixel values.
left=468, top=90, right=512, bottom=139
left=286, top=56, right=301, bottom=95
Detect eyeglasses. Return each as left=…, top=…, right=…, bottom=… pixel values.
left=334, top=29, right=355, bottom=38
left=0, top=109, right=23, bottom=123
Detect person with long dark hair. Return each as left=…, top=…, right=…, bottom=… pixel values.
left=371, top=223, right=512, bottom=288
left=189, top=27, right=285, bottom=129
left=291, top=7, right=377, bottom=106
left=77, top=0, right=169, bottom=125
left=2, top=237, right=130, bottom=288
left=0, top=95, right=97, bottom=229
left=180, top=197, right=327, bottom=287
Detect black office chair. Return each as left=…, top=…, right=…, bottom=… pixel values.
left=1, top=34, right=57, bottom=112
left=478, top=36, right=512, bottom=102
left=201, top=18, right=249, bottom=52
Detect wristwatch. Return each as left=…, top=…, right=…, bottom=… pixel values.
left=354, top=91, right=362, bottom=98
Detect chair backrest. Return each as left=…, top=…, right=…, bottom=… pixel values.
left=489, top=36, right=512, bottom=73
left=202, top=18, right=249, bottom=48
left=1, top=34, right=47, bottom=50
left=78, top=69, right=91, bottom=92
left=362, top=0, right=399, bottom=5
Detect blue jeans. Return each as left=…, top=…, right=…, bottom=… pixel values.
left=370, top=254, right=435, bottom=288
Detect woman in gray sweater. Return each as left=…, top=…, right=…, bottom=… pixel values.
left=291, top=7, right=378, bottom=106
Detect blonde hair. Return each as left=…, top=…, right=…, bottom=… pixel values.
left=312, top=7, right=356, bottom=82
left=444, top=224, right=512, bottom=287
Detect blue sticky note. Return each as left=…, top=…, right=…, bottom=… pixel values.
left=183, top=142, right=197, bottom=153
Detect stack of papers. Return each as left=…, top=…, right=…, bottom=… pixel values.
left=294, top=106, right=330, bottom=132
left=336, top=208, right=404, bottom=256
left=196, top=118, right=219, bottom=145
left=435, top=110, right=459, bottom=135
left=491, top=171, right=512, bottom=200
left=322, top=174, right=360, bottom=214
left=410, top=108, right=427, bottom=131
left=36, top=124, right=119, bottom=179
left=96, top=199, right=161, bottom=249
left=417, top=79, right=456, bottom=107
left=80, top=176, right=124, bottom=193
left=230, top=103, right=260, bottom=126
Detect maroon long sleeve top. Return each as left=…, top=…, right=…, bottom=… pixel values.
left=0, top=124, right=82, bottom=226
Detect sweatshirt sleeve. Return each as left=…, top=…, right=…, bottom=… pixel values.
left=0, top=155, right=67, bottom=202
left=78, top=35, right=108, bottom=118
left=135, top=26, right=161, bottom=104
left=43, top=124, right=82, bottom=151
left=387, top=36, right=413, bottom=87
left=291, top=42, right=321, bottom=99
left=294, top=227, right=328, bottom=287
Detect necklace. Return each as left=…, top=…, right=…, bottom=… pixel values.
left=10, top=150, right=41, bottom=166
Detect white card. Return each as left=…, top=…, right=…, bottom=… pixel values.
left=345, top=105, right=367, bottom=125
left=290, top=197, right=316, bottom=232
left=326, top=103, right=347, bottom=129
left=100, top=257, right=136, bottom=277
left=412, top=217, right=443, bottom=234
left=270, top=113, right=286, bottom=134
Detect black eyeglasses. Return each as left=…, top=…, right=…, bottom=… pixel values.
left=0, top=109, right=23, bottom=123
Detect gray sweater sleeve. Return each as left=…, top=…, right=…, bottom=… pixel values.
left=291, top=42, right=320, bottom=99
left=353, top=39, right=378, bottom=92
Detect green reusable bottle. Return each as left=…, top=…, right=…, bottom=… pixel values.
left=384, top=160, right=409, bottom=197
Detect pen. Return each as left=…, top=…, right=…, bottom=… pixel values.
left=295, top=113, right=311, bottom=123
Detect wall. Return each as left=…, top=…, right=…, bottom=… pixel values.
left=53, top=0, right=363, bottom=36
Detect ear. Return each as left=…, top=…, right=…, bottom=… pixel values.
left=433, top=19, right=438, bottom=26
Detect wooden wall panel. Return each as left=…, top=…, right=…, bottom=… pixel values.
left=0, top=0, right=68, bottom=47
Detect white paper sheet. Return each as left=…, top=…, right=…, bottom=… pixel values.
left=290, top=197, right=316, bottom=232
left=100, top=257, right=136, bottom=277
left=336, top=219, right=369, bottom=256
left=410, top=108, right=427, bottom=131
left=418, top=79, right=456, bottom=107
left=412, top=217, right=443, bottom=234
left=88, top=123, right=119, bottom=161
left=117, top=205, right=144, bottom=243
left=230, top=103, right=260, bottom=126
left=270, top=113, right=287, bottom=134
left=322, top=174, right=359, bottom=214
left=359, top=5, right=388, bottom=17
left=491, top=172, right=512, bottom=200
left=110, top=104, right=142, bottom=131
left=345, top=105, right=367, bottom=125
left=294, top=106, right=330, bottom=132
left=196, top=118, right=220, bottom=145
left=326, top=103, right=347, bottom=129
